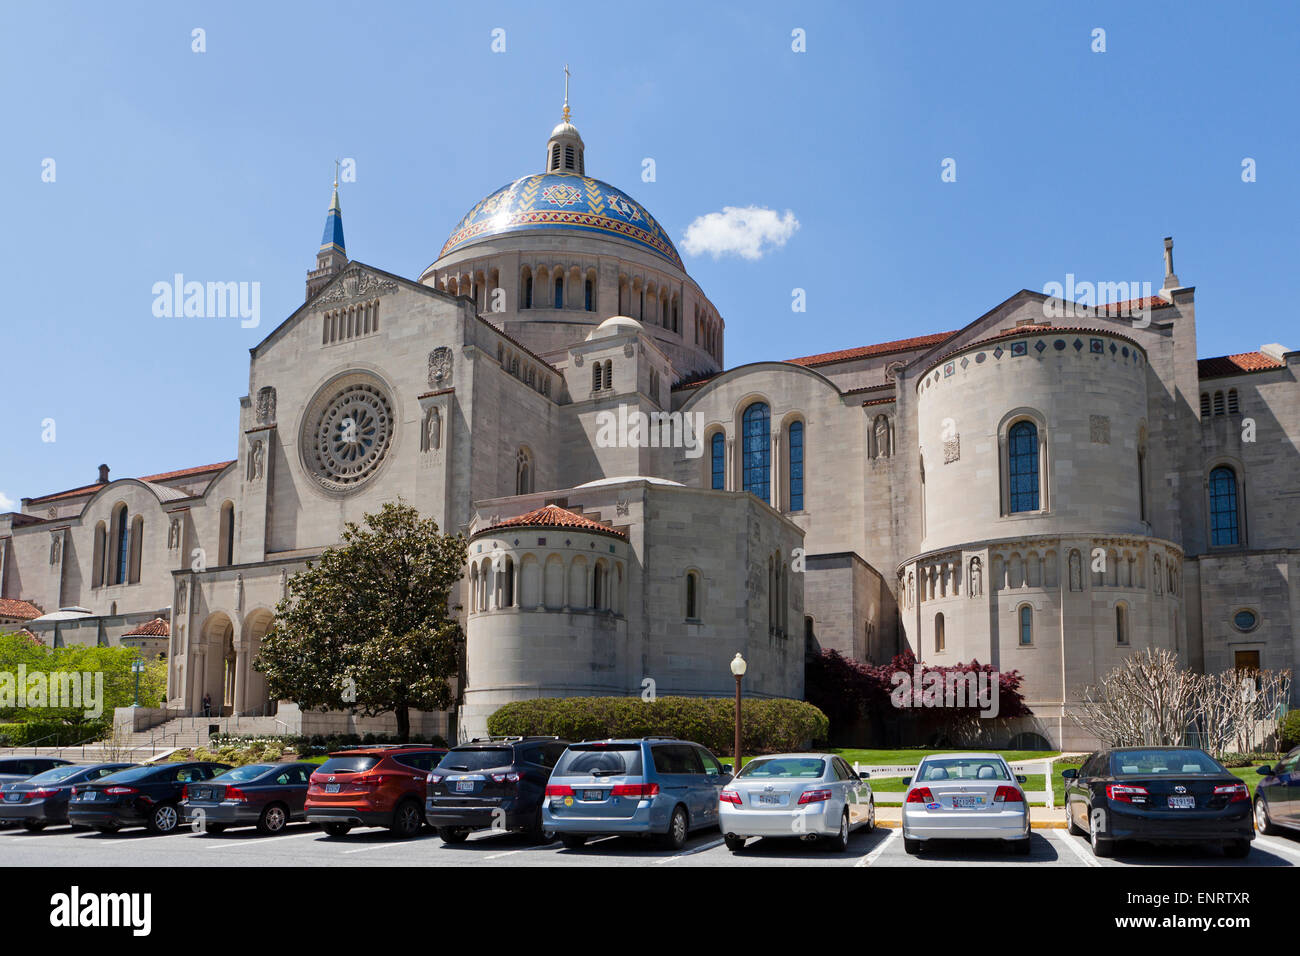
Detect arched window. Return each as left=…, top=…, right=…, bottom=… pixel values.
left=741, top=402, right=771, bottom=503
left=1007, top=420, right=1040, bottom=513
left=592, top=562, right=605, bottom=610
left=1213, top=391, right=1225, bottom=416
left=1200, top=393, right=1211, bottom=417
left=113, top=505, right=129, bottom=585
left=553, top=275, right=564, bottom=309
left=128, top=515, right=144, bottom=584
left=934, top=612, right=945, bottom=652
left=516, top=448, right=533, bottom=496
left=1115, top=603, right=1129, bottom=645
left=1019, top=605, right=1033, bottom=645
left=219, top=500, right=235, bottom=566
left=603, top=361, right=613, bottom=390
left=685, top=571, right=700, bottom=620
left=502, top=556, right=515, bottom=608
left=584, top=278, right=594, bottom=311
left=522, top=271, right=533, bottom=309
left=592, top=363, right=602, bottom=392
left=1208, top=466, right=1240, bottom=546
left=92, top=521, right=107, bottom=588
left=710, top=432, right=726, bottom=490
left=787, top=420, right=804, bottom=511
left=1227, top=388, right=1239, bottom=414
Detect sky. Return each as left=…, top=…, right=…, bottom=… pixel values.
left=4, top=0, right=1298, bottom=508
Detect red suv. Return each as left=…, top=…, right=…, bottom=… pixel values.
left=306, top=745, right=447, bottom=838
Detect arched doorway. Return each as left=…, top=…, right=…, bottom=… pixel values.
left=197, top=612, right=235, bottom=717
left=241, top=608, right=276, bottom=716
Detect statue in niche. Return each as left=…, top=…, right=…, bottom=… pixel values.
left=969, top=557, right=982, bottom=597
left=423, top=406, right=441, bottom=452
left=874, top=417, right=890, bottom=459
left=248, top=440, right=264, bottom=480
left=49, top=532, right=62, bottom=566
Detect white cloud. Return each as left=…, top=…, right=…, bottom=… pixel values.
left=681, top=205, right=800, bottom=261
left=0, top=492, right=14, bottom=512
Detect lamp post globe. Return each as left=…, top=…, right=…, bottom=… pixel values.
left=730, top=653, right=746, bottom=777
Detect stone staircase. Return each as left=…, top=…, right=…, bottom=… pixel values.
left=119, top=715, right=292, bottom=755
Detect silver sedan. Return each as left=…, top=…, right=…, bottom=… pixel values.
left=901, top=753, right=1031, bottom=855
left=718, top=753, right=874, bottom=852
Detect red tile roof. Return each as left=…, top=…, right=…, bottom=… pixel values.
left=122, top=617, right=170, bottom=637
left=1198, top=352, right=1285, bottom=379
left=477, top=504, right=626, bottom=538
left=0, top=598, right=42, bottom=621
left=786, top=331, right=958, bottom=368
left=26, top=461, right=235, bottom=504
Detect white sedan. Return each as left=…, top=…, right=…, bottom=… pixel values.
left=901, top=753, right=1031, bottom=855
left=718, top=753, right=874, bottom=852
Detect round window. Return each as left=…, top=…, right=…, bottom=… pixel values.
left=303, top=379, right=394, bottom=492
left=1233, top=609, right=1258, bottom=632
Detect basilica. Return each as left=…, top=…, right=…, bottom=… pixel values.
left=3, top=101, right=1297, bottom=748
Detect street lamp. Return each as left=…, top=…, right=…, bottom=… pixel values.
left=131, top=658, right=145, bottom=708
left=730, top=653, right=747, bottom=776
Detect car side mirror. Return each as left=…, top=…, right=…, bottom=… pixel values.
left=1256, top=765, right=1275, bottom=775
left=858, top=771, right=870, bottom=780
left=721, top=764, right=733, bottom=775
left=1061, top=768, right=1078, bottom=779
left=1016, top=774, right=1027, bottom=784
left=901, top=776, right=912, bottom=786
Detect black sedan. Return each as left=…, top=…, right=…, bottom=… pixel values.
left=0, top=763, right=135, bottom=831
left=182, top=762, right=316, bottom=835
left=1253, top=746, right=1300, bottom=836
left=1063, top=746, right=1253, bottom=858
left=68, top=761, right=232, bottom=834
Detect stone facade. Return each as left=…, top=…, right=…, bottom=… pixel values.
left=1, top=112, right=1297, bottom=747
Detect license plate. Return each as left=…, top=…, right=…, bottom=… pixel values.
left=953, top=795, right=984, bottom=808
left=1167, top=796, right=1195, bottom=809
left=325, top=783, right=340, bottom=794
left=582, top=789, right=604, bottom=801
left=192, top=788, right=210, bottom=800
left=455, top=780, right=474, bottom=792
left=758, top=793, right=781, bottom=805
left=4, top=793, right=22, bottom=802
left=82, top=792, right=98, bottom=801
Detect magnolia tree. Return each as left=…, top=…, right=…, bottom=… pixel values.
left=1072, top=648, right=1292, bottom=755
left=254, top=501, right=467, bottom=742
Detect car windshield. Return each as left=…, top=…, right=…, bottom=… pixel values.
left=213, top=764, right=275, bottom=782
left=437, top=748, right=513, bottom=772
left=918, top=758, right=1010, bottom=782
left=738, top=757, right=826, bottom=779
left=25, top=766, right=85, bottom=784
left=316, top=756, right=382, bottom=775
left=1111, top=750, right=1224, bottom=775
left=553, top=745, right=643, bottom=777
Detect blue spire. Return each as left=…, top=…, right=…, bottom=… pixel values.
left=320, top=180, right=345, bottom=255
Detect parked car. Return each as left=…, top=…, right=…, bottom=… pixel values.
left=1254, top=747, right=1300, bottom=836
left=306, top=745, right=447, bottom=838
left=68, top=762, right=232, bottom=834
left=181, top=762, right=316, bottom=835
left=0, top=763, right=135, bottom=831
left=0, top=757, right=73, bottom=787
left=542, top=737, right=733, bottom=850
left=427, top=736, right=570, bottom=844
left=902, top=753, right=1031, bottom=855
left=1063, top=746, right=1252, bottom=858
left=718, top=753, right=874, bottom=852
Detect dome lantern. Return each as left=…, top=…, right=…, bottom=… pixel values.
left=545, top=64, right=585, bottom=174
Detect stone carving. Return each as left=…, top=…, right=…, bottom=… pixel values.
left=315, top=267, right=397, bottom=306
left=907, top=571, right=916, bottom=608
left=279, top=568, right=288, bottom=601
left=49, top=531, right=62, bottom=565
left=1153, top=554, right=1163, bottom=594
left=1090, top=414, right=1111, bottom=444
left=255, top=386, right=276, bottom=425
left=969, top=556, right=982, bottom=597
left=422, top=406, right=441, bottom=452
left=235, top=573, right=244, bottom=612
left=874, top=416, right=890, bottom=459
left=168, top=516, right=181, bottom=550
left=623, top=343, right=635, bottom=358
left=427, top=347, right=453, bottom=389
left=248, top=439, right=264, bottom=481
left=176, top=578, right=187, bottom=614
left=616, top=499, right=630, bottom=516
left=573, top=354, right=584, bottom=367
left=943, top=436, right=960, bottom=464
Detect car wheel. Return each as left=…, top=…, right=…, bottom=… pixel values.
left=1089, top=813, right=1115, bottom=858
left=865, top=799, right=876, bottom=832
left=322, top=822, right=351, bottom=838
left=527, top=810, right=556, bottom=845
left=23, top=822, right=47, bottom=833
left=903, top=836, right=921, bottom=855
left=561, top=833, right=587, bottom=850
left=389, top=800, right=423, bottom=838
left=724, top=833, right=746, bottom=852
left=1223, top=839, right=1252, bottom=859
left=661, top=806, right=689, bottom=850
left=147, top=802, right=180, bottom=835
left=828, top=810, right=850, bottom=852
left=438, top=826, right=471, bottom=844
left=258, top=803, right=288, bottom=835
left=1255, top=797, right=1278, bottom=835
left=1067, top=807, right=1086, bottom=836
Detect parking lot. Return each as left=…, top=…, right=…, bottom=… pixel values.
left=7, top=822, right=1300, bottom=868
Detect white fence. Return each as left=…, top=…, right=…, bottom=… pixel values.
left=855, top=759, right=1056, bottom=807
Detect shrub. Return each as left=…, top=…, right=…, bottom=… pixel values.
left=0, top=719, right=109, bottom=747
left=1279, top=710, right=1300, bottom=751
left=1219, top=752, right=1282, bottom=769
left=486, top=696, right=827, bottom=755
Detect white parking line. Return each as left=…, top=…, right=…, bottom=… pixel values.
left=484, top=849, right=521, bottom=860
left=854, top=828, right=895, bottom=866
left=1049, top=827, right=1100, bottom=867
left=202, top=831, right=322, bottom=850
left=341, top=838, right=433, bottom=855
left=1253, top=836, right=1300, bottom=863
left=655, top=837, right=723, bottom=864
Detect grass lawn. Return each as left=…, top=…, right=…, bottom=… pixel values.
left=829, top=748, right=1060, bottom=766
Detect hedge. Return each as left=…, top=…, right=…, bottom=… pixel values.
left=1279, top=710, right=1300, bottom=751
left=486, top=696, right=828, bottom=755
left=0, top=719, right=110, bottom=748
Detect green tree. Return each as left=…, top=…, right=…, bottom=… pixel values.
left=254, top=501, right=466, bottom=741
left=0, top=633, right=166, bottom=725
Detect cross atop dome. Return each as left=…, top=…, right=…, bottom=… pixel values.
left=545, top=64, right=585, bottom=174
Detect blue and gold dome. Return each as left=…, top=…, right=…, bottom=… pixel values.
left=438, top=172, right=683, bottom=270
